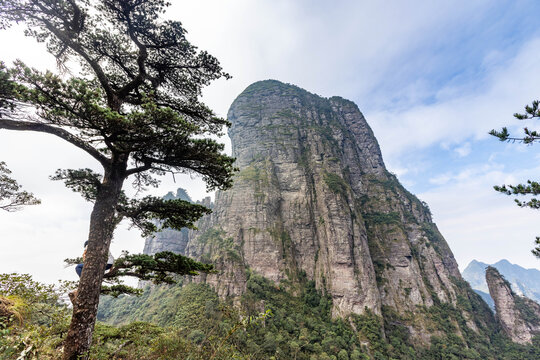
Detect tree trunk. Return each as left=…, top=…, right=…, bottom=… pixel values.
left=63, top=162, right=126, bottom=360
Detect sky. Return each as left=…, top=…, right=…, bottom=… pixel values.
left=1, top=0, right=540, bottom=284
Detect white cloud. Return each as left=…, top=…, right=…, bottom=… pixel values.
left=369, top=37, right=540, bottom=162
left=429, top=173, right=452, bottom=186
left=454, top=142, right=472, bottom=157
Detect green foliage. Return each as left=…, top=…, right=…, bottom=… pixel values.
left=50, top=168, right=102, bottom=202
left=107, top=251, right=214, bottom=287
left=380, top=308, right=416, bottom=359
left=488, top=333, right=540, bottom=360
left=0, top=274, right=71, bottom=359
left=52, top=168, right=213, bottom=237
left=514, top=296, right=540, bottom=327
left=197, top=227, right=242, bottom=262
left=1, top=278, right=270, bottom=359
left=64, top=250, right=215, bottom=297
left=452, top=277, right=496, bottom=334
left=0, top=273, right=70, bottom=326
left=352, top=309, right=385, bottom=356
left=324, top=171, right=348, bottom=196
left=490, top=99, right=540, bottom=257
left=0, top=161, right=40, bottom=211
left=99, top=274, right=366, bottom=359
left=98, top=283, right=185, bottom=327
left=98, top=282, right=270, bottom=359
left=238, top=273, right=362, bottom=359
left=100, top=284, right=143, bottom=298
left=351, top=307, right=417, bottom=359
left=118, top=196, right=212, bottom=237
left=7, top=272, right=540, bottom=359
left=0, top=62, right=15, bottom=115
left=494, top=180, right=540, bottom=210
left=490, top=100, right=540, bottom=143
left=0, top=0, right=236, bottom=293
left=363, top=212, right=400, bottom=226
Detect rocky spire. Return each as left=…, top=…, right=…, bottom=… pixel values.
left=486, top=266, right=540, bottom=344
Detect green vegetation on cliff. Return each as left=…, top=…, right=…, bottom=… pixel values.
left=96, top=272, right=540, bottom=360
left=4, top=272, right=540, bottom=359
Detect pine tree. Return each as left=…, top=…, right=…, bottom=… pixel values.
left=490, top=100, right=540, bottom=258
left=0, top=1, right=235, bottom=359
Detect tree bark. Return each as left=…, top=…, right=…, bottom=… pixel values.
left=62, top=160, right=126, bottom=360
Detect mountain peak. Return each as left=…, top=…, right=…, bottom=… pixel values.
left=236, top=79, right=312, bottom=99
left=495, top=259, right=512, bottom=266
left=467, top=259, right=488, bottom=267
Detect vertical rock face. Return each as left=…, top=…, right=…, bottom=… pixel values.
left=486, top=266, right=540, bottom=344
left=168, top=80, right=492, bottom=341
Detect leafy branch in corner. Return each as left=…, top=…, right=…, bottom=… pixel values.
left=490, top=99, right=540, bottom=258
left=490, top=100, right=540, bottom=143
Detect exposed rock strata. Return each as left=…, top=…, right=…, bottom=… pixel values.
left=486, top=266, right=540, bottom=344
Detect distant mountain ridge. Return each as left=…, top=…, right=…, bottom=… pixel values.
left=462, top=259, right=540, bottom=307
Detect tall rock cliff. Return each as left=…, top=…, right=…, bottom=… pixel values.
left=180, top=80, right=493, bottom=343
left=486, top=266, right=540, bottom=344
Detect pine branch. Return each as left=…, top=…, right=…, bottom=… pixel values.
left=103, top=251, right=215, bottom=284
left=0, top=161, right=40, bottom=211
left=0, top=119, right=110, bottom=166
left=100, top=284, right=142, bottom=297
left=117, top=196, right=211, bottom=237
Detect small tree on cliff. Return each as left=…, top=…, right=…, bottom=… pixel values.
left=490, top=99, right=540, bottom=258
left=0, top=1, right=235, bottom=359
